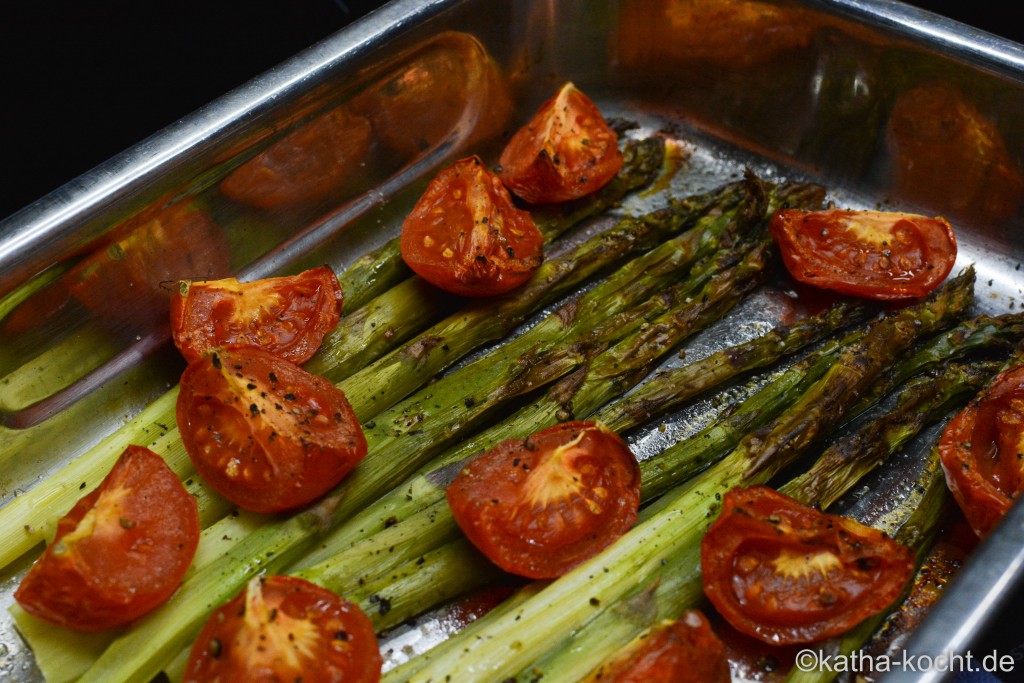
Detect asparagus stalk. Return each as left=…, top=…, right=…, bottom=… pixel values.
left=384, top=270, right=974, bottom=682
left=0, top=141, right=672, bottom=570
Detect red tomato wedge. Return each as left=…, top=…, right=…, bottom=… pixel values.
left=176, top=346, right=367, bottom=513
left=939, top=364, right=1024, bottom=538
left=15, top=446, right=199, bottom=631
left=400, top=155, right=543, bottom=297
left=581, top=612, right=730, bottom=683
left=446, top=420, right=641, bottom=579
left=219, top=106, right=373, bottom=210
left=769, top=209, right=957, bottom=300
left=170, top=265, right=343, bottom=364
left=498, top=82, right=623, bottom=204
left=701, top=486, right=915, bottom=645
left=184, top=575, right=382, bottom=683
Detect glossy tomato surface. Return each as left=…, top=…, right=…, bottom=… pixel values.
left=446, top=420, right=641, bottom=579
left=176, top=346, right=367, bottom=513
left=15, top=446, right=199, bottom=631
left=939, top=364, right=1024, bottom=538
left=170, top=265, right=343, bottom=364
left=701, top=485, right=915, bottom=645
left=400, top=155, right=543, bottom=297
left=581, top=612, right=730, bottom=683
left=184, top=575, right=382, bottom=683
left=219, top=106, right=372, bottom=210
left=770, top=209, right=957, bottom=300
left=498, top=82, right=623, bottom=204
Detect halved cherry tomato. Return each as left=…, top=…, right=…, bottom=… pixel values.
left=701, top=485, right=915, bottom=645
left=446, top=420, right=641, bottom=579
left=176, top=345, right=367, bottom=513
left=769, top=208, right=957, bottom=300
left=498, top=82, right=623, bottom=204
left=939, top=364, right=1024, bottom=538
left=15, top=446, right=199, bottom=631
left=219, top=106, right=373, bottom=210
left=170, top=265, right=343, bottom=364
left=581, top=612, right=730, bottom=683
left=400, top=155, right=543, bottom=297
left=184, top=575, right=382, bottom=683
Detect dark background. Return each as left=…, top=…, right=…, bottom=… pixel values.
left=0, top=2, right=1017, bottom=221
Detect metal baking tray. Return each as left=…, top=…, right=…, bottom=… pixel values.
left=2, top=1, right=1023, bottom=680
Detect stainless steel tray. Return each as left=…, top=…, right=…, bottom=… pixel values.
left=2, top=1, right=1023, bottom=680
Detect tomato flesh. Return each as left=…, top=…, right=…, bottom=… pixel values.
left=581, top=612, right=730, bottom=683
left=939, top=364, right=1024, bottom=537
left=446, top=420, right=641, bottom=579
left=15, top=446, right=200, bottom=631
left=400, top=155, right=543, bottom=297
left=176, top=346, right=367, bottom=513
left=170, top=265, right=343, bottom=364
left=770, top=209, right=957, bottom=300
left=499, top=82, right=623, bottom=204
left=219, top=106, right=372, bottom=210
left=185, top=575, right=382, bottom=683
left=701, top=486, right=915, bottom=644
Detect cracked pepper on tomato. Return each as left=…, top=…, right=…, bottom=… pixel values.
left=184, top=575, right=381, bottom=683
left=446, top=420, right=641, bottom=579
left=498, top=81, right=623, bottom=204
left=400, top=155, right=544, bottom=297
left=15, top=446, right=199, bottom=631
left=770, top=208, right=957, bottom=300
left=700, top=486, right=915, bottom=645
left=170, top=265, right=343, bottom=364
left=580, top=611, right=730, bottom=683
left=176, top=345, right=367, bottom=514
left=939, top=363, right=1024, bottom=538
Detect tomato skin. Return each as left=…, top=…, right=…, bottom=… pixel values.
left=701, top=486, right=915, bottom=645
left=770, top=209, right=957, bottom=300
left=220, top=106, right=373, bottom=210
left=170, top=265, right=343, bottom=364
left=184, top=575, right=382, bottom=683
left=14, top=446, right=199, bottom=631
left=400, top=155, right=544, bottom=297
left=939, top=364, right=1024, bottom=538
left=176, top=346, right=367, bottom=513
left=581, top=612, right=730, bottom=683
left=498, top=82, right=623, bottom=204
left=446, top=420, right=641, bottom=579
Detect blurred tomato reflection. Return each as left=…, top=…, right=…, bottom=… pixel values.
left=351, top=32, right=511, bottom=160
left=68, top=201, right=230, bottom=333
left=617, top=0, right=817, bottom=70
left=220, top=106, right=373, bottom=210
left=888, top=83, right=1024, bottom=225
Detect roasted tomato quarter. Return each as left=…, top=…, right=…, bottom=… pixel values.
left=15, top=446, right=199, bottom=631
left=176, top=346, right=367, bottom=513
left=171, top=265, right=343, bottom=364
left=701, top=486, right=915, bottom=645
left=184, top=575, right=382, bottom=683
left=581, top=611, right=730, bottom=683
left=770, top=209, right=957, bottom=300
left=446, top=420, right=641, bottom=579
left=498, top=82, right=623, bottom=204
left=939, top=364, right=1024, bottom=538
left=400, top=155, right=544, bottom=297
